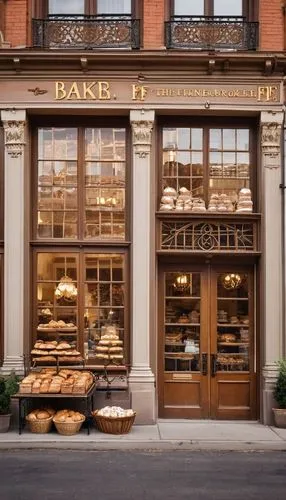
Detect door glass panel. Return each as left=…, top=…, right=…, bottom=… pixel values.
left=214, top=0, right=242, bottom=16
left=49, top=0, right=85, bottom=15
left=216, top=273, right=250, bottom=372
left=164, top=272, right=201, bottom=372
left=174, top=0, right=204, bottom=16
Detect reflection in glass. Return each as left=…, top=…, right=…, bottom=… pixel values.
left=174, top=0, right=204, bottom=16
left=214, top=0, right=242, bottom=16
left=83, top=254, right=125, bottom=362
left=49, top=0, right=85, bottom=14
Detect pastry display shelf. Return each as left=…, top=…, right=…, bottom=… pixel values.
left=217, top=323, right=249, bottom=327
left=165, top=342, right=187, bottom=346
left=12, top=382, right=97, bottom=435
left=217, top=297, right=249, bottom=301
left=217, top=352, right=248, bottom=356
left=218, top=342, right=249, bottom=346
left=165, top=296, right=201, bottom=300
left=165, top=322, right=200, bottom=326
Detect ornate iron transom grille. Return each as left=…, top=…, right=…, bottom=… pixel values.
left=165, top=16, right=258, bottom=51
left=33, top=15, right=140, bottom=49
left=161, top=221, right=256, bottom=252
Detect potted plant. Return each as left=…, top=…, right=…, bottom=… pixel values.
left=0, top=372, right=19, bottom=432
left=273, top=359, right=286, bottom=428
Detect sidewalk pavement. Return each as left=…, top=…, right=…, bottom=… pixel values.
left=1, top=421, right=286, bottom=451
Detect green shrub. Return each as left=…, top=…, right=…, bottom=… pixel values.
left=0, top=372, right=19, bottom=415
left=274, top=360, right=286, bottom=409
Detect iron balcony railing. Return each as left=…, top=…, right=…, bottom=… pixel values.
left=32, top=14, right=140, bottom=49
left=165, top=16, right=259, bottom=51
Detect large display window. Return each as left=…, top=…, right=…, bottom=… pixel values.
left=159, top=123, right=255, bottom=214
left=36, top=126, right=127, bottom=241
left=34, top=251, right=128, bottom=364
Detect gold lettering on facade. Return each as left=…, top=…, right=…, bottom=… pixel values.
left=55, top=81, right=66, bottom=100
left=83, top=81, right=96, bottom=99
left=132, top=84, right=149, bottom=101
left=258, top=86, right=278, bottom=102
left=54, top=81, right=112, bottom=100
left=98, top=81, right=110, bottom=100
left=66, top=82, right=81, bottom=100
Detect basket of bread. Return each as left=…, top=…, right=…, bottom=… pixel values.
left=19, top=369, right=94, bottom=395
left=53, top=410, right=85, bottom=435
left=92, top=406, right=136, bottom=435
left=26, top=408, right=55, bottom=433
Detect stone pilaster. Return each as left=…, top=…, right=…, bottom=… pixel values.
left=129, top=110, right=156, bottom=424
left=1, top=110, right=26, bottom=375
left=260, top=111, right=284, bottom=424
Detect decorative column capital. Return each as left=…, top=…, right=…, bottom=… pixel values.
left=1, top=109, right=26, bottom=159
left=3, top=120, right=25, bottom=158
left=260, top=111, right=284, bottom=170
left=130, top=110, right=155, bottom=158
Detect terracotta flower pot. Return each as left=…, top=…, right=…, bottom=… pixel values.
left=273, top=408, right=286, bottom=428
left=0, top=414, right=11, bottom=433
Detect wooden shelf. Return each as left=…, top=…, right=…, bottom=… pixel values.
left=165, top=323, right=200, bottom=326
left=217, top=323, right=249, bottom=327
left=165, top=296, right=201, bottom=300
left=217, top=297, right=248, bottom=301
left=218, top=342, right=249, bottom=346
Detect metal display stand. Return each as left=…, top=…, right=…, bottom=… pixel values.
left=12, top=382, right=96, bottom=436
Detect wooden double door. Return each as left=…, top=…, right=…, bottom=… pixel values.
left=158, top=264, right=257, bottom=420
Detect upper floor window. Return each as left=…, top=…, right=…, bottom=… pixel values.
left=47, top=0, right=132, bottom=15
left=173, top=0, right=243, bottom=17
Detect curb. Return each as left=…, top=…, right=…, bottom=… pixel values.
left=0, top=440, right=286, bottom=451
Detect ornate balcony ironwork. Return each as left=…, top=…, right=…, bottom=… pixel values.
left=165, top=16, right=258, bottom=51
left=32, top=15, right=140, bottom=49
left=159, top=218, right=259, bottom=253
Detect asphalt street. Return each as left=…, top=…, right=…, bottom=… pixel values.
left=0, top=450, right=285, bottom=500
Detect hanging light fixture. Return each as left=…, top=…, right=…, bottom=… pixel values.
left=222, top=273, right=242, bottom=290
left=173, top=273, right=192, bottom=294
left=55, top=257, right=77, bottom=301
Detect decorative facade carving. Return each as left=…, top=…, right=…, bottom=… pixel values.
left=3, top=120, right=25, bottom=158
left=131, top=120, right=154, bottom=158
left=261, top=122, right=282, bottom=169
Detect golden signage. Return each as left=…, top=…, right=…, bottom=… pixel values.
left=55, top=81, right=111, bottom=100
left=54, top=81, right=279, bottom=103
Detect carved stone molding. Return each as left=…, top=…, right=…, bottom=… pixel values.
left=3, top=120, right=25, bottom=158
left=261, top=121, right=282, bottom=170
left=131, top=119, right=154, bottom=158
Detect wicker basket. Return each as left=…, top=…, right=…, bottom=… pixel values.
left=93, top=411, right=136, bottom=435
left=26, top=416, right=53, bottom=434
left=53, top=417, right=85, bottom=436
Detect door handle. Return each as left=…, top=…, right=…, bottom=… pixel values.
left=211, top=354, right=217, bottom=377
left=201, top=353, right=208, bottom=375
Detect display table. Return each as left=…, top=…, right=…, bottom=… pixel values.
left=12, top=383, right=97, bottom=435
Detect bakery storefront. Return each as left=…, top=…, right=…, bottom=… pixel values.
left=0, top=70, right=284, bottom=425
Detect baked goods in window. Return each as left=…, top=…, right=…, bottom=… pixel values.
left=236, top=188, right=253, bottom=213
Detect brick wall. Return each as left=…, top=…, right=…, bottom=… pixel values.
left=259, top=0, right=284, bottom=51
left=5, top=0, right=28, bottom=47
left=143, top=0, right=165, bottom=49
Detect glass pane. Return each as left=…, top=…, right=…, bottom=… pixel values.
left=97, top=0, right=131, bottom=14
left=177, top=128, right=190, bottom=149
left=191, top=128, right=203, bottom=150
left=38, top=128, right=77, bottom=160
left=223, top=129, right=235, bottom=150
left=164, top=272, right=201, bottom=373
left=210, top=129, right=222, bottom=150
left=237, top=129, right=249, bottom=151
left=36, top=253, right=78, bottom=345
left=49, top=0, right=85, bottom=14
left=217, top=273, right=250, bottom=372
left=214, top=0, right=242, bottom=16
left=174, top=0, right=204, bottom=16
left=84, top=128, right=126, bottom=241
left=84, top=254, right=125, bottom=363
